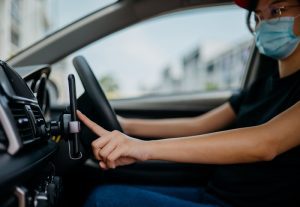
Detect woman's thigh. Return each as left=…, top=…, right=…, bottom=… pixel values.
left=83, top=185, right=230, bottom=207
left=133, top=185, right=206, bottom=203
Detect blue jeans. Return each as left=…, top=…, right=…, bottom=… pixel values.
left=83, top=185, right=232, bottom=207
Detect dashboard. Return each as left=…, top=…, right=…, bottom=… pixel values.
left=16, top=65, right=51, bottom=116
left=0, top=61, right=59, bottom=207
left=0, top=61, right=50, bottom=154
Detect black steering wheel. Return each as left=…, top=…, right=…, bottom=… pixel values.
left=73, top=56, right=123, bottom=139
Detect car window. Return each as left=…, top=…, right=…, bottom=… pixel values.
left=50, top=5, right=253, bottom=105
left=0, top=0, right=117, bottom=60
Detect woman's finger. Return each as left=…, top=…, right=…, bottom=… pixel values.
left=92, top=130, right=122, bottom=159
left=91, top=135, right=111, bottom=160
left=77, top=110, right=108, bottom=136
left=106, top=145, right=127, bottom=166
left=99, top=161, right=108, bottom=170
left=98, top=139, right=118, bottom=161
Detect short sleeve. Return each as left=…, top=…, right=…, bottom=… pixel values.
left=228, top=91, right=246, bottom=114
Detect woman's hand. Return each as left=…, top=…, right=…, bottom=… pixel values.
left=77, top=111, right=149, bottom=170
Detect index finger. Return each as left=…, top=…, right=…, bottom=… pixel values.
left=77, top=110, right=108, bottom=136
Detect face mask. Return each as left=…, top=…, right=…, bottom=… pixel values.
left=254, top=16, right=300, bottom=60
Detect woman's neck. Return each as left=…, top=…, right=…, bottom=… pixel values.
left=278, top=47, right=300, bottom=78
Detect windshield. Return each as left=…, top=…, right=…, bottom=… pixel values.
left=50, top=5, right=253, bottom=104
left=0, top=0, right=117, bottom=60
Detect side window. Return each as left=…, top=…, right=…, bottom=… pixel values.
left=50, top=5, right=253, bottom=104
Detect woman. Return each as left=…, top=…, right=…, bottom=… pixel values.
left=78, top=0, right=300, bottom=206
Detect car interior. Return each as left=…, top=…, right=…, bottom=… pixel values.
left=0, top=0, right=279, bottom=207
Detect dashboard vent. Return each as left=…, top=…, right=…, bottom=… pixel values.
left=31, top=105, right=44, bottom=122
left=9, top=102, right=34, bottom=144
left=0, top=124, right=7, bottom=151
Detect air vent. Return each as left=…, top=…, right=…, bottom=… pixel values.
left=30, top=105, right=44, bottom=122
left=9, top=102, right=34, bottom=144
left=0, top=124, right=7, bottom=151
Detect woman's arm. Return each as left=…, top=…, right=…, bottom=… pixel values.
left=147, top=101, right=300, bottom=164
left=77, top=101, right=300, bottom=169
left=120, top=102, right=237, bottom=138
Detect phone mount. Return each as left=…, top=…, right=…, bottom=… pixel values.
left=49, top=74, right=82, bottom=160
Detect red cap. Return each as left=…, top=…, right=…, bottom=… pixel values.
left=234, top=0, right=251, bottom=10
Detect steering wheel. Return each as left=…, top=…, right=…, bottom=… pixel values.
left=73, top=56, right=123, bottom=137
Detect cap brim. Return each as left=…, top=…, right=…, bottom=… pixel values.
left=234, top=0, right=251, bottom=10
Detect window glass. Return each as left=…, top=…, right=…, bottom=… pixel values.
left=0, top=0, right=117, bottom=60
left=50, top=5, right=253, bottom=104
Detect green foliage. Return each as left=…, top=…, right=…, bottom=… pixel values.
left=99, top=74, right=119, bottom=99
left=205, top=82, right=218, bottom=91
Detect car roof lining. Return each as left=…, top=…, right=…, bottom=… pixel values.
left=8, top=0, right=233, bottom=67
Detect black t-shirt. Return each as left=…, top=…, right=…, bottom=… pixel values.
left=206, top=69, right=300, bottom=207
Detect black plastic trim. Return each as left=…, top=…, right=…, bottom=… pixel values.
left=0, top=141, right=58, bottom=195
